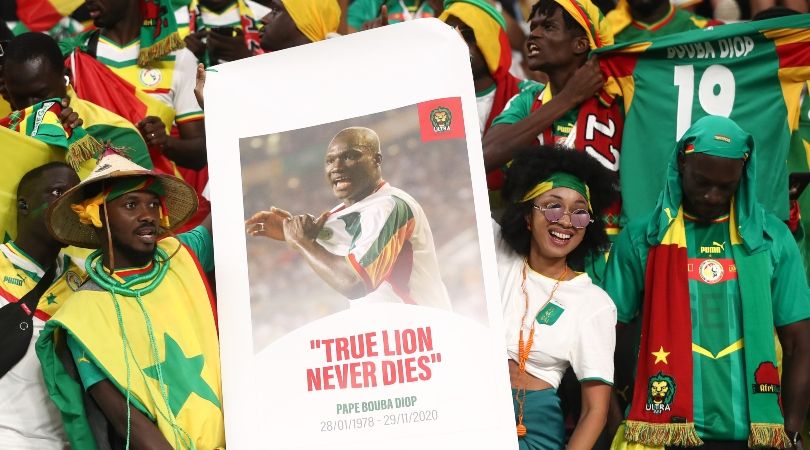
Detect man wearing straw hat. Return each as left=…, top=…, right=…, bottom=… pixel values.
left=36, top=153, right=224, bottom=450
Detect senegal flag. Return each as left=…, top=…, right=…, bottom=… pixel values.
left=16, top=0, right=82, bottom=32
left=0, top=127, right=67, bottom=242
left=595, top=14, right=810, bottom=223
left=0, top=99, right=102, bottom=170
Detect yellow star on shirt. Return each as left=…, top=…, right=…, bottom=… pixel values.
left=652, top=346, right=670, bottom=364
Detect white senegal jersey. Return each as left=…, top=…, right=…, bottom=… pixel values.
left=317, top=182, right=451, bottom=310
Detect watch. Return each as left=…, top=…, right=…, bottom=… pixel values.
left=788, top=431, right=803, bottom=450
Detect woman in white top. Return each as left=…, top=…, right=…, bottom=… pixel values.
left=496, top=146, right=618, bottom=450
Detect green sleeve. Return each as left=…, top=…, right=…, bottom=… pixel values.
left=66, top=334, right=106, bottom=390
left=604, top=220, right=648, bottom=324
left=490, top=83, right=544, bottom=127
left=347, top=0, right=384, bottom=29
left=768, top=217, right=810, bottom=327
left=85, top=124, right=154, bottom=170
left=178, top=225, right=214, bottom=272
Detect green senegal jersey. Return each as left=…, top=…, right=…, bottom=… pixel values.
left=685, top=216, right=746, bottom=440
left=595, top=15, right=810, bottom=222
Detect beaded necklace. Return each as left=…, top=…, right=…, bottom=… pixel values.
left=86, top=247, right=195, bottom=450
left=514, top=260, right=568, bottom=438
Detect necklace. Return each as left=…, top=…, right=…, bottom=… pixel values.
left=515, top=260, right=568, bottom=438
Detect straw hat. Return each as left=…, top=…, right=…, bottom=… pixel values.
left=46, top=154, right=198, bottom=249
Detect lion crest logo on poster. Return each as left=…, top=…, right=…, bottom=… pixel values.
left=430, top=107, right=452, bottom=133
left=646, top=371, right=676, bottom=414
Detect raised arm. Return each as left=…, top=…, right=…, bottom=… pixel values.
left=482, top=58, right=604, bottom=172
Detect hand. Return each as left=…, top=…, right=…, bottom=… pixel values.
left=137, top=116, right=169, bottom=148
left=184, top=31, right=207, bottom=60
left=283, top=212, right=330, bottom=249
left=246, top=207, right=292, bottom=240
left=361, top=4, right=389, bottom=30
left=59, top=97, right=83, bottom=129
left=206, top=29, right=253, bottom=62
left=194, top=63, right=206, bottom=110
left=558, top=57, right=604, bottom=106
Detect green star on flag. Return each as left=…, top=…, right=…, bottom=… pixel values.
left=143, top=333, right=221, bottom=415
left=46, top=293, right=57, bottom=305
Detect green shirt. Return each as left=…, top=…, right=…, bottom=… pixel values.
left=605, top=212, right=810, bottom=439
left=347, top=0, right=435, bottom=30
left=614, top=8, right=715, bottom=44
left=490, top=82, right=578, bottom=145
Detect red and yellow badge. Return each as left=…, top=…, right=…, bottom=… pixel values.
left=417, top=97, right=465, bottom=142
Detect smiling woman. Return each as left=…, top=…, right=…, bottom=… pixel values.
left=494, top=146, right=619, bottom=450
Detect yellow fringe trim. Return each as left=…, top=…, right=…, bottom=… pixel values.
left=748, top=423, right=791, bottom=449
left=67, top=134, right=103, bottom=170
left=624, top=420, right=704, bottom=447
left=137, top=32, right=184, bottom=67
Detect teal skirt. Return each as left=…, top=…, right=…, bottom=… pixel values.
left=512, top=388, right=565, bottom=450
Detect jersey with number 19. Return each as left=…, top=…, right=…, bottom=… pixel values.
left=596, top=15, right=810, bottom=222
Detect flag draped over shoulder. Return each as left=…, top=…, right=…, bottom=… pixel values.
left=0, top=99, right=102, bottom=170
left=0, top=127, right=66, bottom=242
left=15, top=0, right=82, bottom=32
left=66, top=49, right=177, bottom=176
left=595, top=14, right=810, bottom=222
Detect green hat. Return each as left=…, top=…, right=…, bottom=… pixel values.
left=646, top=116, right=765, bottom=252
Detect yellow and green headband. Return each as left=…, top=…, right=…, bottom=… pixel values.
left=520, top=172, right=592, bottom=211
left=71, top=177, right=170, bottom=229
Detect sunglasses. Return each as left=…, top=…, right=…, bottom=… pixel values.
left=532, top=203, right=593, bottom=229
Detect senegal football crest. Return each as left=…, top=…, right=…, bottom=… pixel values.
left=698, top=259, right=724, bottom=284
left=430, top=107, right=452, bottom=133
left=646, top=372, right=676, bottom=414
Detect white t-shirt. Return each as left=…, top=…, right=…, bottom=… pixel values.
left=476, top=87, right=497, bottom=135
left=495, top=226, right=616, bottom=388
left=318, top=182, right=452, bottom=310
left=0, top=245, right=69, bottom=450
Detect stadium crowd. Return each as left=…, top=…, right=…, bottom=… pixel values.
left=0, top=0, right=808, bottom=449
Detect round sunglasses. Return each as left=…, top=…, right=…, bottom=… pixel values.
left=532, top=203, right=594, bottom=229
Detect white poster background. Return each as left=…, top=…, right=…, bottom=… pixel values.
left=205, top=20, right=515, bottom=450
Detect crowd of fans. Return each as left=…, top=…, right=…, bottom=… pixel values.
left=0, top=0, right=808, bottom=449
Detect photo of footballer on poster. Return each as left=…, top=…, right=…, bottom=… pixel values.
left=204, top=20, right=515, bottom=450
left=241, top=99, right=488, bottom=349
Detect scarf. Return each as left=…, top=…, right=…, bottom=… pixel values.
left=0, top=99, right=102, bottom=170
left=188, top=0, right=262, bottom=63
left=139, top=0, right=184, bottom=66
left=626, top=116, right=789, bottom=448
left=281, top=0, right=340, bottom=43
left=439, top=0, right=521, bottom=132
left=553, top=0, right=614, bottom=49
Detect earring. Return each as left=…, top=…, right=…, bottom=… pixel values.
left=64, top=75, right=70, bottom=86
